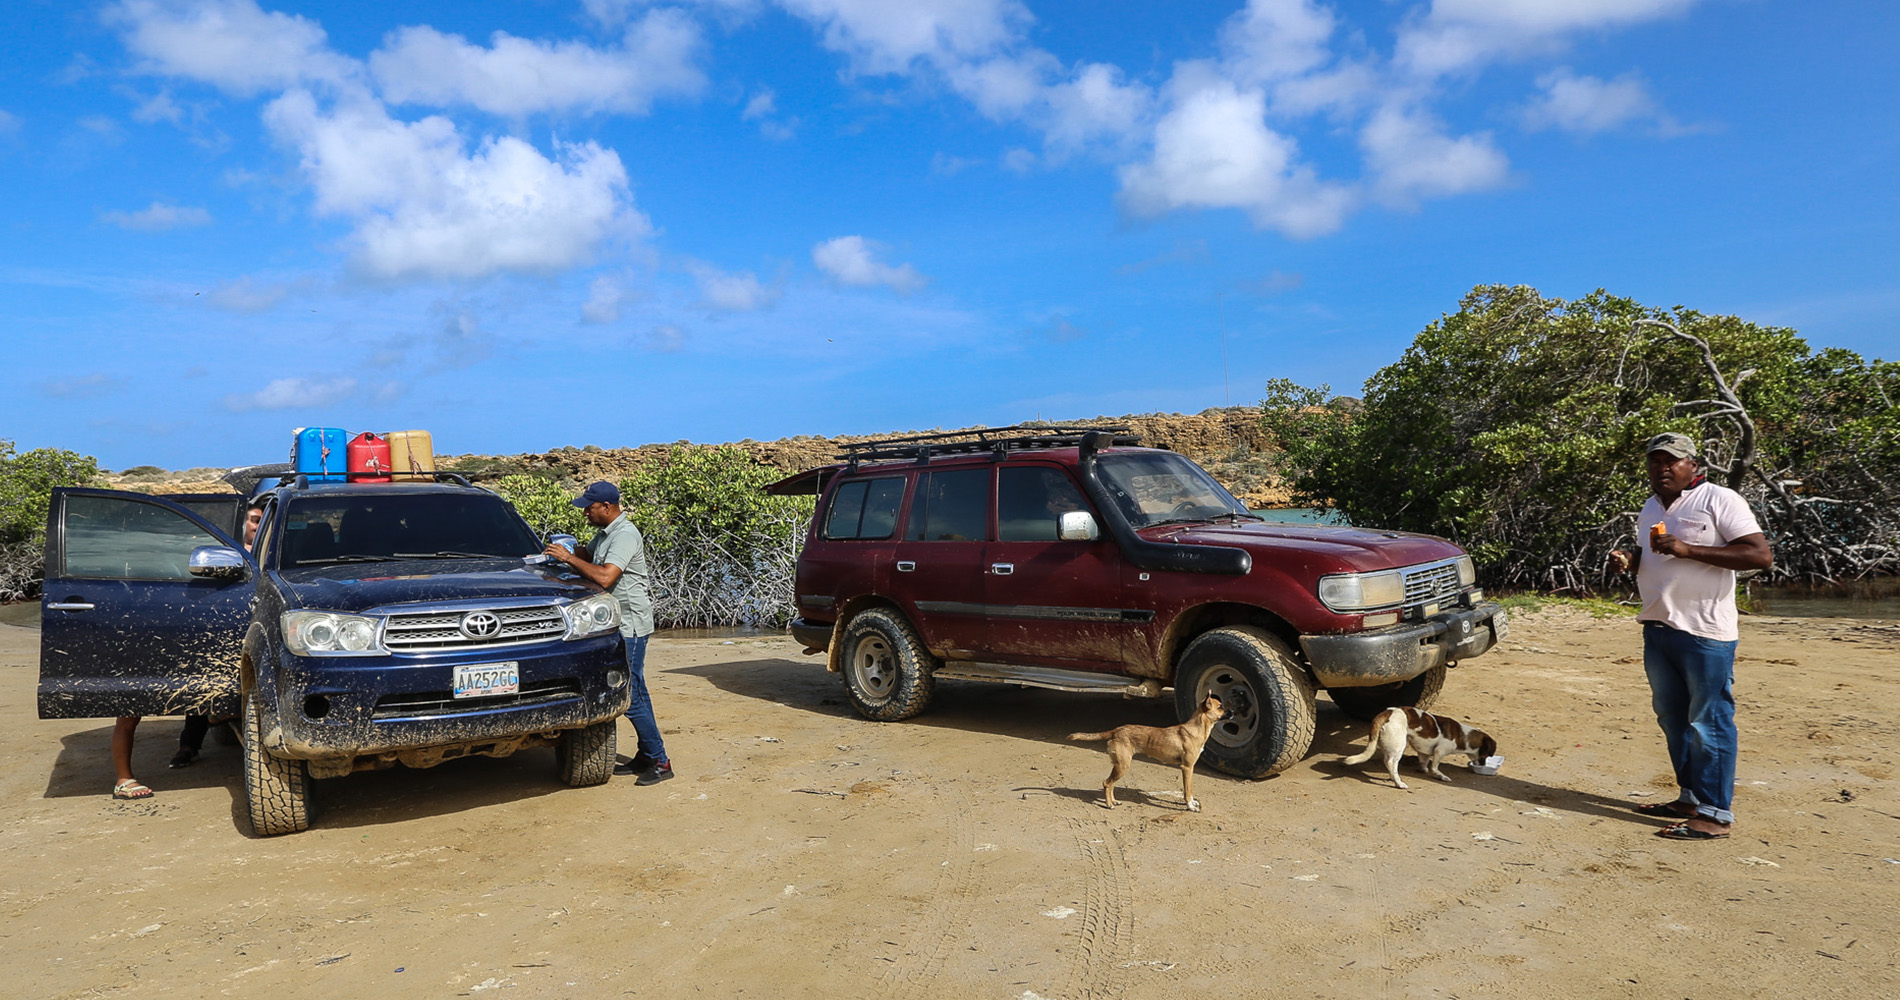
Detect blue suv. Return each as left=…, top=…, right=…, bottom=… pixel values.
left=37, top=476, right=632, bottom=834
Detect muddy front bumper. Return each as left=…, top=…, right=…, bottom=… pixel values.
left=1299, top=602, right=1507, bottom=688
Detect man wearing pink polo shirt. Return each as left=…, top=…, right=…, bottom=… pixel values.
left=1609, top=432, right=1773, bottom=841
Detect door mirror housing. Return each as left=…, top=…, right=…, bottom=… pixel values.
left=188, top=545, right=250, bottom=579
left=1057, top=511, right=1099, bottom=541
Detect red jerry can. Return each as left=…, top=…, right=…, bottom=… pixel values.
left=348, top=432, right=393, bottom=483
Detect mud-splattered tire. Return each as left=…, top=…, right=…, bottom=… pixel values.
left=1174, top=626, right=1318, bottom=779
left=556, top=719, right=616, bottom=787
left=1327, top=664, right=1447, bottom=721
left=839, top=607, right=936, bottom=722
left=242, top=689, right=312, bottom=836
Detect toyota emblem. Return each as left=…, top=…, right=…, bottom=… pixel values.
left=460, top=611, right=502, bottom=639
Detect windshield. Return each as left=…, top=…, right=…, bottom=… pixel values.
left=1097, top=452, right=1254, bottom=529
left=278, top=493, right=540, bottom=567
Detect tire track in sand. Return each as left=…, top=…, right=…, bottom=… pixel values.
left=1060, top=817, right=1134, bottom=999
left=876, top=782, right=978, bottom=1000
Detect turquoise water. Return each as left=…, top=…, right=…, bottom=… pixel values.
left=1254, top=507, right=1349, bottom=525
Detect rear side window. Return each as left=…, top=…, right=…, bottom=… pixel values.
left=906, top=469, right=990, bottom=542
left=62, top=495, right=221, bottom=581
left=824, top=477, right=905, bottom=540
left=998, top=466, right=1089, bottom=542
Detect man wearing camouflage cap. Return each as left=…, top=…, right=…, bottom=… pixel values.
left=1609, top=432, right=1773, bottom=840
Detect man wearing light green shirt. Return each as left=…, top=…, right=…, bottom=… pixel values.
left=545, top=481, right=671, bottom=785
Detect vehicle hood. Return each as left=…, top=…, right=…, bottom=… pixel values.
left=1138, top=520, right=1462, bottom=574
left=274, top=557, right=600, bottom=613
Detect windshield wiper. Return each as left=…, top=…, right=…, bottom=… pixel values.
left=393, top=551, right=504, bottom=559
left=296, top=554, right=402, bottom=565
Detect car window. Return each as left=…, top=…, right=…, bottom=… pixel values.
left=1096, top=452, right=1250, bottom=528
left=906, top=469, right=989, bottom=542
left=998, top=467, right=1089, bottom=542
left=281, top=493, right=539, bottom=566
left=62, top=494, right=223, bottom=581
left=824, top=477, right=905, bottom=540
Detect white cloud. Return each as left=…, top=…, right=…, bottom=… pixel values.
left=369, top=10, right=705, bottom=116
left=1220, top=0, right=1338, bottom=87
left=108, top=0, right=357, bottom=95
left=206, top=275, right=292, bottom=312
left=582, top=276, right=626, bottom=323
left=688, top=261, right=779, bottom=312
left=742, top=89, right=776, bottom=119
left=741, top=87, right=798, bottom=139
left=223, top=375, right=358, bottom=411
left=39, top=373, right=126, bottom=398
left=1359, top=104, right=1510, bottom=205
left=1117, top=71, right=1354, bottom=239
left=778, top=0, right=1029, bottom=75
left=1522, top=68, right=1658, bottom=133
left=1397, top=0, right=1704, bottom=78
left=264, top=90, right=646, bottom=280
left=101, top=201, right=212, bottom=231
left=648, top=324, right=686, bottom=352
left=812, top=235, right=926, bottom=294
left=0, top=109, right=22, bottom=133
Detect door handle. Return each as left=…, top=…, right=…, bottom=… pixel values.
left=48, top=602, right=96, bottom=611
left=990, top=563, right=1014, bottom=576
left=896, top=561, right=916, bottom=572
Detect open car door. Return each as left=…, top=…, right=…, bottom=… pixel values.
left=38, top=488, right=256, bottom=719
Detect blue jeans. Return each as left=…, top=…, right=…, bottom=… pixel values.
left=623, top=633, right=667, bottom=763
left=1642, top=622, right=1738, bottom=824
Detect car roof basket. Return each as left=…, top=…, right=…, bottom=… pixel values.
left=836, top=424, right=1142, bottom=467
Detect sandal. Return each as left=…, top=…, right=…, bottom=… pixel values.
left=1633, top=801, right=1696, bottom=818
left=112, top=779, right=154, bottom=800
left=1655, top=820, right=1729, bottom=841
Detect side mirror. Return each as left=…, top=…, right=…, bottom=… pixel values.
left=188, top=545, right=250, bottom=580
left=1058, top=511, right=1099, bottom=541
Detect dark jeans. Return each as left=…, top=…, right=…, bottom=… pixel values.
left=1642, top=621, right=1739, bottom=824
left=179, top=714, right=210, bottom=751
left=624, top=633, right=667, bottom=763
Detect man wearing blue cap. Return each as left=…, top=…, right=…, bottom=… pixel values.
left=545, top=481, right=672, bottom=785
left=1609, top=432, right=1772, bottom=840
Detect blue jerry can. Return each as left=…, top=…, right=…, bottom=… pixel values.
left=291, top=427, right=349, bottom=482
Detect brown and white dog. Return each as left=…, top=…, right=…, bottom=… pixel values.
left=1069, top=695, right=1228, bottom=812
left=1340, top=707, right=1497, bottom=789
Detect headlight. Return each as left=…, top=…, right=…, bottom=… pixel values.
left=283, top=611, right=386, bottom=656
left=1317, top=569, right=1405, bottom=612
left=1455, top=555, right=1476, bottom=586
left=564, top=593, right=620, bottom=640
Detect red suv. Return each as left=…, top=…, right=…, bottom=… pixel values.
left=771, top=427, right=1506, bottom=777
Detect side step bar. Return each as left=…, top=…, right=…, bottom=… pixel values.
left=932, top=662, right=1163, bottom=698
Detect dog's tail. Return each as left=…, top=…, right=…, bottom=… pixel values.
left=1067, top=730, right=1115, bottom=742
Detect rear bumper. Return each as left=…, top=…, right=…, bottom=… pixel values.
left=267, top=634, right=632, bottom=760
left=789, top=617, right=834, bottom=651
left=1299, top=602, right=1507, bottom=688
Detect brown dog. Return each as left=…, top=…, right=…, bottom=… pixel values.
left=1340, top=706, right=1497, bottom=789
left=1068, top=695, right=1228, bottom=811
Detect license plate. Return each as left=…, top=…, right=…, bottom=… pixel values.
left=1491, top=611, right=1510, bottom=642
left=453, top=661, right=520, bottom=699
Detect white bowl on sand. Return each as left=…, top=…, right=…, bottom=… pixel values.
left=1470, top=755, right=1504, bottom=776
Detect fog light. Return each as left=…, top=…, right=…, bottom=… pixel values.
left=607, top=669, right=628, bottom=689
left=303, top=694, right=331, bottom=720
left=1363, top=611, right=1400, bottom=628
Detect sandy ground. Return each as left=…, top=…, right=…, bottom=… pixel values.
left=4, top=607, right=1898, bottom=1000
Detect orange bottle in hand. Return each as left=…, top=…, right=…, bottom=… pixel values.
left=1650, top=522, right=1667, bottom=548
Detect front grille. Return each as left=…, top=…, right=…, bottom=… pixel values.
left=383, top=604, right=568, bottom=652
left=1402, top=561, right=1464, bottom=606
left=371, top=678, right=583, bottom=719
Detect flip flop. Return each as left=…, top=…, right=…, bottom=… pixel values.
left=1633, top=801, right=1696, bottom=818
left=1655, top=820, right=1729, bottom=841
left=112, top=779, right=154, bottom=800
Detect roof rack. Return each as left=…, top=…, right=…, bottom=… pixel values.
left=837, top=424, right=1141, bottom=466
left=286, top=472, right=475, bottom=489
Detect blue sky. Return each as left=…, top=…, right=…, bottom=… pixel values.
left=3, top=0, right=1895, bottom=471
